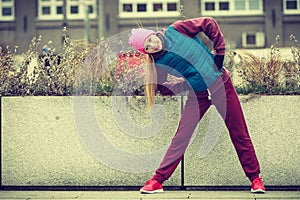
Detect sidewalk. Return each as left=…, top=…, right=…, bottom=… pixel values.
left=0, top=190, right=299, bottom=200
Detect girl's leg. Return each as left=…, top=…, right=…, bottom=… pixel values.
left=155, top=92, right=211, bottom=183
left=213, top=76, right=260, bottom=181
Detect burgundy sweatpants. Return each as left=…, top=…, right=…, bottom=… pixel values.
left=155, top=69, right=261, bottom=183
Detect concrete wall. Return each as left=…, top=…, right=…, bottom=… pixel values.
left=1, top=96, right=300, bottom=187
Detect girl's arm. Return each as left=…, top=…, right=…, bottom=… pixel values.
left=156, top=67, right=190, bottom=95
left=172, top=17, right=225, bottom=56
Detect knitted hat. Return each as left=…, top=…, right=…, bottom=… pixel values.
left=129, top=28, right=156, bottom=54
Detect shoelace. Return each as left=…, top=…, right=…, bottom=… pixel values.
left=253, top=178, right=263, bottom=186
left=145, top=178, right=156, bottom=185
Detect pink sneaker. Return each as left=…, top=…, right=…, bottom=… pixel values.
left=251, top=176, right=266, bottom=193
left=140, top=175, right=164, bottom=194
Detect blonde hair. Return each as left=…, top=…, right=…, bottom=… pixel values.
left=144, top=54, right=157, bottom=111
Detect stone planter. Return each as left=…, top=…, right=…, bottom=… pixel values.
left=185, top=95, right=300, bottom=187
left=1, top=96, right=182, bottom=187
left=1, top=96, right=299, bottom=187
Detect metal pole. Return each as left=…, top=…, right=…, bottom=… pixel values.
left=62, top=0, right=67, bottom=28
left=180, top=95, right=185, bottom=189
left=98, top=0, right=104, bottom=40
left=62, top=0, right=68, bottom=44
left=84, top=1, right=90, bottom=43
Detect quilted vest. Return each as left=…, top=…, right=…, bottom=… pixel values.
left=154, top=26, right=222, bottom=92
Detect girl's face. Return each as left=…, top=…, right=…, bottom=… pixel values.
left=143, top=34, right=163, bottom=54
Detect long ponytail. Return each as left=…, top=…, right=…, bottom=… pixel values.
left=144, top=54, right=157, bottom=111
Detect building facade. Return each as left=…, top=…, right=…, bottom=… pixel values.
left=0, top=0, right=299, bottom=53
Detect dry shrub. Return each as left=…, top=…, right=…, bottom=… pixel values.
left=0, top=37, right=38, bottom=96
left=0, top=32, right=85, bottom=96
left=0, top=28, right=146, bottom=96
left=283, top=35, right=300, bottom=93
left=227, top=35, right=300, bottom=95
left=2, top=30, right=299, bottom=96
left=0, top=29, right=103, bottom=96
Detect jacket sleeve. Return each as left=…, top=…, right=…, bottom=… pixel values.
left=172, top=17, right=226, bottom=55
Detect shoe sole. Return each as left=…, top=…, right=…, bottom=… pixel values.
left=251, top=188, right=266, bottom=193
left=140, top=189, right=164, bottom=194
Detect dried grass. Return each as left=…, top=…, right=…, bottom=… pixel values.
left=1, top=31, right=299, bottom=96
left=227, top=35, right=300, bottom=95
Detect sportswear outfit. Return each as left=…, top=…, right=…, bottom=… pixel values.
left=129, top=17, right=265, bottom=194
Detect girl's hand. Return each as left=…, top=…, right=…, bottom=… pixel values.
left=214, top=55, right=224, bottom=70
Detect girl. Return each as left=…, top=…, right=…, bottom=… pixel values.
left=129, top=17, right=265, bottom=194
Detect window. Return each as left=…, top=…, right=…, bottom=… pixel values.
left=203, top=1, right=230, bottom=13
left=39, top=0, right=63, bottom=19
left=38, top=0, right=96, bottom=20
left=246, top=34, right=256, bottom=45
left=70, top=6, right=79, bottom=14
left=88, top=5, right=93, bottom=14
left=284, top=0, right=300, bottom=14
left=119, top=0, right=180, bottom=18
left=137, top=3, right=147, bottom=12
left=153, top=3, right=163, bottom=11
left=249, top=0, right=260, bottom=10
left=205, top=2, right=215, bottom=11
left=201, top=0, right=263, bottom=16
left=42, top=6, right=51, bottom=15
left=123, top=4, right=132, bottom=12
left=234, top=0, right=260, bottom=11
left=167, top=3, right=177, bottom=11
left=56, top=5, right=63, bottom=14
left=0, top=0, right=14, bottom=21
left=235, top=0, right=245, bottom=10
left=242, top=32, right=265, bottom=48
left=219, top=2, right=229, bottom=10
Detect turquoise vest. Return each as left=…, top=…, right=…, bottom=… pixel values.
left=155, top=26, right=222, bottom=92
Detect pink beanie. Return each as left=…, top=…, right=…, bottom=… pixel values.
left=129, top=28, right=156, bottom=54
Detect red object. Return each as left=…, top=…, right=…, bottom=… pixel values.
left=140, top=174, right=164, bottom=194
left=116, top=51, right=146, bottom=79
left=251, top=177, right=266, bottom=193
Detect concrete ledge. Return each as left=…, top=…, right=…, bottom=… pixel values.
left=1, top=96, right=299, bottom=186
left=1, top=96, right=182, bottom=186
left=185, top=96, right=300, bottom=186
